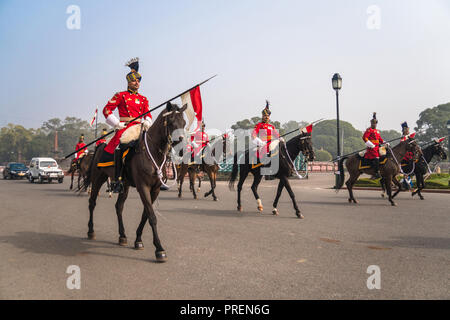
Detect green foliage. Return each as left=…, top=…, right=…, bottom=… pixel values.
left=0, top=118, right=107, bottom=164
left=415, top=102, right=450, bottom=143
left=314, top=149, right=332, bottom=161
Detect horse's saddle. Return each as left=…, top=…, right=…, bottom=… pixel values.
left=357, top=154, right=388, bottom=170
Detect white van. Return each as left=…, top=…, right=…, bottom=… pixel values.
left=28, top=157, right=64, bottom=183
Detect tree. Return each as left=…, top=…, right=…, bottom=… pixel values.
left=415, top=102, right=450, bottom=143
left=315, top=149, right=332, bottom=161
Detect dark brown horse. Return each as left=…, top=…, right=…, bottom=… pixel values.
left=83, top=102, right=186, bottom=262
left=68, top=152, right=93, bottom=191
left=336, top=137, right=421, bottom=206
left=177, top=134, right=233, bottom=201
left=382, top=140, right=447, bottom=200
left=229, top=132, right=314, bottom=218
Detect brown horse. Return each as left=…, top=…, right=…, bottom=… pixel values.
left=83, top=102, right=186, bottom=262
left=69, top=152, right=93, bottom=191
left=336, top=137, right=421, bottom=206
left=177, top=134, right=233, bottom=201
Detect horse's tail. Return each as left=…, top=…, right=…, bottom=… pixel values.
left=228, top=152, right=239, bottom=191
left=335, top=156, right=348, bottom=191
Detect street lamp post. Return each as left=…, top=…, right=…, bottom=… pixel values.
left=332, top=73, right=342, bottom=188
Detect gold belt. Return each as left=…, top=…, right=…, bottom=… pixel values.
left=120, top=117, right=135, bottom=122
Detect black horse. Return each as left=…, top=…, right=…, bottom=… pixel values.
left=383, top=140, right=447, bottom=200
left=229, top=132, right=314, bottom=218
left=83, top=102, right=186, bottom=262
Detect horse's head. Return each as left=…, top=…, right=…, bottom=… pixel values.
left=406, top=136, right=422, bottom=157
left=161, top=102, right=187, bottom=148
left=299, top=132, right=315, bottom=161
left=432, top=139, right=448, bottom=160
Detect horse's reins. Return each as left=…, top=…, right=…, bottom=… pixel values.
left=386, top=142, right=418, bottom=176
left=142, top=111, right=180, bottom=189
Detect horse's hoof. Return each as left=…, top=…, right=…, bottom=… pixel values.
left=197, top=188, right=201, bottom=193
left=194, top=195, right=198, bottom=200
left=237, top=206, right=243, bottom=212
left=348, top=198, right=352, bottom=203
left=134, top=242, right=144, bottom=250
left=381, top=193, right=385, bottom=198
left=87, top=232, right=96, bottom=240
left=420, top=197, right=424, bottom=200
left=257, top=206, right=263, bottom=212
left=296, top=212, right=304, bottom=219
left=391, top=202, right=397, bottom=206
left=155, top=251, right=168, bottom=263
left=118, top=237, right=128, bottom=246
left=353, top=199, right=358, bottom=204
left=178, top=194, right=182, bottom=198
left=213, top=197, right=218, bottom=201
left=272, top=208, right=278, bottom=215
left=108, top=193, right=112, bottom=198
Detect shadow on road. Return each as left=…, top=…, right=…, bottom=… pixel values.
left=0, top=231, right=155, bottom=262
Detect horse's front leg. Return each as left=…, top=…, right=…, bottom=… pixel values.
left=282, top=176, right=303, bottom=218
left=135, top=186, right=161, bottom=250
left=205, top=168, right=218, bottom=201
left=251, top=171, right=264, bottom=212
left=177, top=166, right=185, bottom=198
left=189, top=169, right=198, bottom=199
left=136, top=184, right=166, bottom=262
left=115, top=184, right=130, bottom=246
left=70, top=171, right=74, bottom=190
left=272, top=179, right=285, bottom=216
left=385, top=176, right=396, bottom=206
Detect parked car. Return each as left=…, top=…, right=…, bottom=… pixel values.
left=3, top=162, right=29, bottom=179
left=28, top=157, right=64, bottom=183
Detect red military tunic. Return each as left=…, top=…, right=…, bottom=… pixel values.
left=187, top=130, right=209, bottom=156
left=252, top=122, right=280, bottom=158
left=96, top=138, right=107, bottom=147
left=103, top=90, right=151, bottom=154
left=362, top=128, right=384, bottom=159
left=75, top=142, right=87, bottom=159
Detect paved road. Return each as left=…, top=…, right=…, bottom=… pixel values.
left=0, top=174, right=448, bottom=299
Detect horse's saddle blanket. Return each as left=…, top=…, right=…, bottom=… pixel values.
left=357, top=155, right=387, bottom=170
left=97, top=147, right=131, bottom=168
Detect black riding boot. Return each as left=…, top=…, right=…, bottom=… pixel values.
left=372, top=158, right=381, bottom=179
left=111, top=148, right=124, bottom=193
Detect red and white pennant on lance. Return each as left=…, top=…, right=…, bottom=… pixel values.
left=90, top=107, right=98, bottom=127
left=181, top=86, right=202, bottom=133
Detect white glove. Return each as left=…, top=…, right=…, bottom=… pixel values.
left=115, top=122, right=126, bottom=130
left=279, top=137, right=285, bottom=143
left=384, top=142, right=390, bottom=147
left=142, top=117, right=152, bottom=130
left=253, top=137, right=264, bottom=146
left=191, top=141, right=199, bottom=148
left=365, top=140, right=375, bottom=148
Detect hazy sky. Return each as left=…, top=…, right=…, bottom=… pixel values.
left=1, top=0, right=449, bottom=133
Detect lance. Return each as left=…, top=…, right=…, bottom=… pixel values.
left=64, top=75, right=217, bottom=159
left=331, top=134, right=415, bottom=162
left=279, top=118, right=325, bottom=138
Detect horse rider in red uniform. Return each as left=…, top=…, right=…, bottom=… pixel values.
left=75, top=134, right=87, bottom=160
left=188, top=120, right=209, bottom=161
left=100, top=57, right=152, bottom=193
left=95, top=128, right=108, bottom=147
left=251, top=101, right=281, bottom=162
left=362, top=112, right=385, bottom=179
